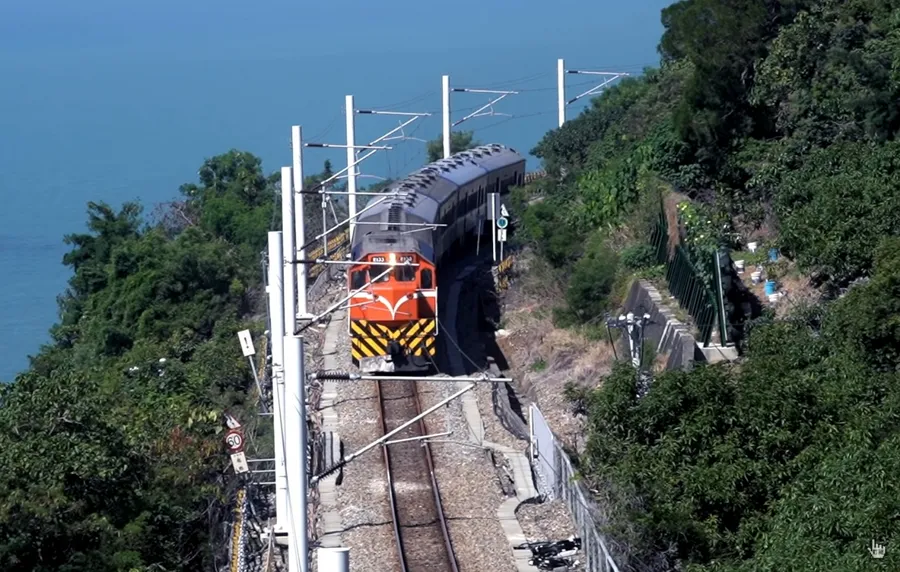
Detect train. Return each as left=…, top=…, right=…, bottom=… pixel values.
left=348, top=143, right=527, bottom=372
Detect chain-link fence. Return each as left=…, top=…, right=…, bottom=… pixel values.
left=530, top=404, right=621, bottom=572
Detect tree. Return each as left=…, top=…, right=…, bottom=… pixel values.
left=3, top=151, right=270, bottom=571
left=775, top=141, right=900, bottom=285
left=580, top=299, right=900, bottom=571
left=519, top=5, right=900, bottom=568
left=426, top=130, right=478, bottom=162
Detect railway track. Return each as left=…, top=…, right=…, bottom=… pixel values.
left=376, top=377, right=459, bottom=572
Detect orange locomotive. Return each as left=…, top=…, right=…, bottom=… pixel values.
left=347, top=144, right=526, bottom=372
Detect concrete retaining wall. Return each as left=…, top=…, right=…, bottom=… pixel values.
left=620, top=279, right=698, bottom=371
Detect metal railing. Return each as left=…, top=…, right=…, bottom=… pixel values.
left=530, top=404, right=621, bottom=572
left=648, top=208, right=723, bottom=347
left=523, top=170, right=548, bottom=184
left=307, top=229, right=351, bottom=280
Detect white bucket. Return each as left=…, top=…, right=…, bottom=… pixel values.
left=735, top=260, right=745, bottom=273
left=768, top=292, right=782, bottom=303
left=751, top=271, right=762, bottom=284
left=747, top=241, right=758, bottom=253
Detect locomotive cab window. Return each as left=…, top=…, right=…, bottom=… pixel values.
left=350, top=270, right=366, bottom=290
left=369, top=265, right=391, bottom=282
left=420, top=269, right=433, bottom=289
left=395, top=265, right=416, bottom=282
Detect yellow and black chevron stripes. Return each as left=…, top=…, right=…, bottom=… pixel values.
left=492, top=255, right=516, bottom=291
left=350, top=319, right=437, bottom=361
left=496, top=255, right=514, bottom=275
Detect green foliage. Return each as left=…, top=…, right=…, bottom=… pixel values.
left=178, top=150, right=275, bottom=252
left=426, top=130, right=478, bottom=162
left=823, top=236, right=900, bottom=371
left=775, top=141, right=900, bottom=284
left=677, top=200, right=726, bottom=287
left=0, top=150, right=332, bottom=571
left=562, top=233, right=620, bottom=324
left=751, top=0, right=900, bottom=145
left=581, top=289, right=900, bottom=570
left=569, top=241, right=900, bottom=571
left=524, top=4, right=900, bottom=570
left=518, top=198, right=586, bottom=268
left=659, top=0, right=812, bottom=164
left=620, top=244, right=656, bottom=271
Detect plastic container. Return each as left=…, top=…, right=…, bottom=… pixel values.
left=747, top=241, right=758, bottom=253
left=768, top=248, right=779, bottom=262
left=764, top=279, right=777, bottom=296
left=735, top=260, right=745, bottom=273
left=751, top=271, right=762, bottom=285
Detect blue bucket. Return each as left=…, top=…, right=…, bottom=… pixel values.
left=764, top=279, right=777, bottom=296
left=768, top=248, right=779, bottom=262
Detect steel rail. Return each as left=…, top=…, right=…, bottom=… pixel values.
left=376, top=377, right=459, bottom=572
left=375, top=379, right=407, bottom=572
left=412, top=381, right=459, bottom=572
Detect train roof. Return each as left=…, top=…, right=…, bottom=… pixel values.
left=430, top=154, right=488, bottom=186
left=354, top=142, right=524, bottom=229
left=464, top=144, right=524, bottom=170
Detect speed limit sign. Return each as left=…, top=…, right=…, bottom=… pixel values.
left=224, top=429, right=244, bottom=453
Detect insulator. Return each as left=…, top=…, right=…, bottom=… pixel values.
left=314, top=459, right=347, bottom=481
left=314, top=369, right=352, bottom=381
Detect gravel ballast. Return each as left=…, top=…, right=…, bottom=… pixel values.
left=304, top=262, right=589, bottom=572
left=416, top=378, right=518, bottom=572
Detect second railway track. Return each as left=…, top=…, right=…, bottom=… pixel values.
left=377, top=377, right=459, bottom=572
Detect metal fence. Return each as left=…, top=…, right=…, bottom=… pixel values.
left=307, top=229, right=351, bottom=280
left=523, top=170, right=548, bottom=184
left=529, top=404, right=621, bottom=572
left=649, top=209, right=722, bottom=346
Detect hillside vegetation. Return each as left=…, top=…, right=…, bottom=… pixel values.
left=0, top=151, right=346, bottom=571
left=514, top=1, right=900, bottom=570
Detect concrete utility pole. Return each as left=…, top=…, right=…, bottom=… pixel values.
left=344, top=95, right=358, bottom=242
left=318, top=547, right=350, bottom=572
left=265, top=231, right=289, bottom=531
left=282, top=167, right=298, bottom=336
left=557, top=58, right=629, bottom=128
left=557, top=58, right=566, bottom=128
left=283, top=335, right=308, bottom=572
left=292, top=126, right=311, bottom=320
left=442, top=75, right=451, bottom=159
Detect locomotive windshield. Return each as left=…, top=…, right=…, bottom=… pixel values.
left=369, top=264, right=391, bottom=282
left=394, top=265, right=416, bottom=282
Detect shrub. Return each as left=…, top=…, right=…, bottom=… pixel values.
left=620, top=243, right=656, bottom=271
left=565, top=234, right=620, bottom=323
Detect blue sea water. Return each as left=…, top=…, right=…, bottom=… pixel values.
left=0, top=0, right=670, bottom=381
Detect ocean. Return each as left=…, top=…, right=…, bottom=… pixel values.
left=0, top=0, right=670, bottom=381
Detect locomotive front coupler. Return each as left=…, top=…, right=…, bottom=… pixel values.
left=387, top=340, right=403, bottom=362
